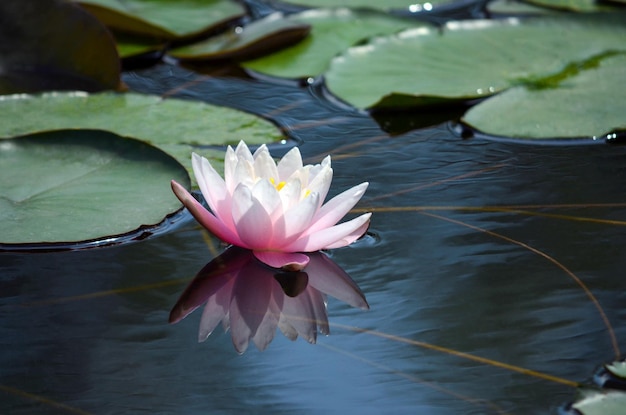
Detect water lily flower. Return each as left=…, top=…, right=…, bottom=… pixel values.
left=171, top=141, right=371, bottom=271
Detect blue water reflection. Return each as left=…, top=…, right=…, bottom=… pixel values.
left=170, top=247, right=368, bottom=353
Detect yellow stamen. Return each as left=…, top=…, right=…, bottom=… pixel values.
left=269, top=177, right=286, bottom=191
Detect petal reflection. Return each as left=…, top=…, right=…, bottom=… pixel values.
left=169, top=246, right=368, bottom=353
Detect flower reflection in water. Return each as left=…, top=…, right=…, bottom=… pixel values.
left=170, top=247, right=368, bottom=353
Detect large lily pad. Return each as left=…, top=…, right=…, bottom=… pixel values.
left=77, top=0, right=246, bottom=40
left=567, top=388, right=626, bottom=415
left=0, top=129, right=189, bottom=246
left=241, top=8, right=427, bottom=79
left=461, top=53, right=626, bottom=140
left=265, top=0, right=453, bottom=11
left=168, top=13, right=311, bottom=62
left=324, top=12, right=626, bottom=109
left=0, top=0, right=121, bottom=94
left=0, top=92, right=283, bottom=182
left=524, top=0, right=614, bottom=11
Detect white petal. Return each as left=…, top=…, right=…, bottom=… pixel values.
left=224, top=145, right=239, bottom=194
left=278, top=177, right=302, bottom=211
left=234, top=159, right=256, bottom=189
left=277, top=146, right=303, bottom=180
left=232, top=184, right=274, bottom=249
left=280, top=191, right=320, bottom=242
left=251, top=178, right=281, bottom=217
left=235, top=141, right=254, bottom=162
left=306, top=164, right=333, bottom=207
left=253, top=146, right=279, bottom=181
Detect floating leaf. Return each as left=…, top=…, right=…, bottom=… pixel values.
left=264, top=0, right=454, bottom=11
left=0, top=92, right=283, bottom=182
left=114, top=34, right=166, bottom=59
left=0, top=0, right=121, bottom=94
left=324, top=12, right=626, bottom=109
left=567, top=387, right=626, bottom=415
left=169, top=13, right=311, bottom=62
left=241, top=8, right=427, bottom=79
left=77, top=0, right=246, bottom=40
left=606, top=360, right=626, bottom=379
left=0, top=129, right=189, bottom=246
left=461, top=53, right=626, bottom=140
left=523, top=0, right=614, bottom=12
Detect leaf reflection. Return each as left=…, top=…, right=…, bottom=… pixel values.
left=169, top=246, right=368, bottom=353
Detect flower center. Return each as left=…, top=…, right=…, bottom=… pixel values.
left=269, top=177, right=286, bottom=191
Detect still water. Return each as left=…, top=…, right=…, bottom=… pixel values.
left=1, top=63, right=625, bottom=414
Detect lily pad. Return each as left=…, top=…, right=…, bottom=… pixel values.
left=264, top=0, right=454, bottom=11
left=606, top=360, right=626, bottom=379
left=0, top=0, right=121, bottom=94
left=168, top=13, right=311, bottom=62
left=0, top=92, right=283, bottom=183
left=568, top=387, right=626, bottom=415
left=114, top=34, right=166, bottom=59
left=77, top=0, right=246, bottom=40
left=0, top=129, right=189, bottom=246
left=461, top=53, right=626, bottom=140
left=324, top=12, right=626, bottom=109
left=524, top=0, right=614, bottom=12
left=241, top=8, right=428, bottom=79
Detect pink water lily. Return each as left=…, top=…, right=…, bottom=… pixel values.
left=171, top=141, right=371, bottom=271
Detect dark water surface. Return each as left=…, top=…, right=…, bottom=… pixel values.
left=1, top=63, right=625, bottom=414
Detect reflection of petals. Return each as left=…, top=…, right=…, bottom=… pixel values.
left=170, top=247, right=368, bottom=353
left=306, top=251, right=369, bottom=310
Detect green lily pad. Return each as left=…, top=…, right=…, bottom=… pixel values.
left=0, top=92, right=283, bottom=183
left=114, top=34, right=166, bottom=59
left=486, top=0, right=563, bottom=15
left=0, top=0, right=121, bottom=94
left=169, top=13, right=311, bottom=62
left=524, top=0, right=614, bottom=12
left=605, top=360, right=626, bottom=379
left=241, top=8, right=428, bottom=79
left=324, top=12, right=626, bottom=109
left=461, top=53, right=626, bottom=140
left=569, top=387, right=626, bottom=415
left=266, top=0, right=453, bottom=11
left=0, top=129, right=189, bottom=246
left=77, top=0, right=246, bottom=40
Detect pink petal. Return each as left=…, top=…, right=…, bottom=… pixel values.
left=323, top=215, right=370, bottom=249
left=192, top=153, right=234, bottom=232
left=284, top=212, right=371, bottom=252
left=307, top=182, right=369, bottom=234
left=171, top=180, right=244, bottom=247
left=253, top=251, right=310, bottom=271
left=231, top=184, right=274, bottom=249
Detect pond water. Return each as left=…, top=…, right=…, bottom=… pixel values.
left=1, top=62, right=626, bottom=414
